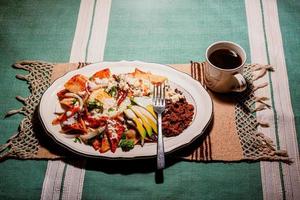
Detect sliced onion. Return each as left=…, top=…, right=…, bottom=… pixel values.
left=61, top=133, right=81, bottom=139
left=80, top=126, right=106, bottom=143
left=86, top=81, right=102, bottom=92
left=54, top=101, right=65, bottom=114
left=64, top=93, right=83, bottom=110
left=85, top=81, right=91, bottom=95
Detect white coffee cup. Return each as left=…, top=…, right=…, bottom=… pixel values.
left=205, top=41, right=247, bottom=93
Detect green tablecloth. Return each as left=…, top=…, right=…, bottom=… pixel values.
left=0, top=0, right=299, bottom=199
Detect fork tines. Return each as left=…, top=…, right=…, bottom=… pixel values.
left=153, top=83, right=166, bottom=106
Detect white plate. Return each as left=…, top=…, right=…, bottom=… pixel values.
left=39, top=61, right=213, bottom=159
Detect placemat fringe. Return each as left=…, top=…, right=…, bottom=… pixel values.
left=14, top=63, right=30, bottom=70
left=257, top=120, right=270, bottom=128
left=1, top=61, right=54, bottom=160
left=256, top=132, right=291, bottom=162
left=251, top=67, right=272, bottom=112
left=252, top=66, right=273, bottom=81
left=252, top=102, right=268, bottom=112
left=254, top=96, right=270, bottom=102
left=253, top=82, right=268, bottom=91
left=16, top=95, right=27, bottom=103
left=5, top=108, right=24, bottom=117
left=251, top=63, right=274, bottom=71
left=251, top=96, right=271, bottom=109
left=16, top=74, right=29, bottom=81
left=0, top=143, right=11, bottom=160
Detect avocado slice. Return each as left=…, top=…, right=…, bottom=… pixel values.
left=124, top=109, right=147, bottom=145
left=131, top=105, right=157, bottom=134
left=132, top=97, right=157, bottom=119
left=130, top=106, right=153, bottom=137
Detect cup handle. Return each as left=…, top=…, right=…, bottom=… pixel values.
left=232, top=73, right=247, bottom=92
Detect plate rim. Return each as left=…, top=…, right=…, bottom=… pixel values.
left=39, top=60, right=213, bottom=159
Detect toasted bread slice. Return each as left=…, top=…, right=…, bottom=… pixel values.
left=90, top=68, right=111, bottom=80
left=131, top=68, right=167, bottom=84
left=148, top=74, right=167, bottom=84
left=89, top=88, right=111, bottom=102
left=64, top=74, right=88, bottom=94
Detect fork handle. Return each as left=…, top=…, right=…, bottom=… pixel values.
left=157, top=114, right=165, bottom=169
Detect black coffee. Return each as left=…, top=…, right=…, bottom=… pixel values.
left=208, top=49, right=242, bottom=69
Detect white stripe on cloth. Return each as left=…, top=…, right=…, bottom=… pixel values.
left=41, top=0, right=96, bottom=200
left=245, top=1, right=283, bottom=199
left=86, top=0, right=112, bottom=62
left=61, top=0, right=112, bottom=200
left=40, top=160, right=66, bottom=200
left=69, top=0, right=96, bottom=63
left=61, top=160, right=87, bottom=200
left=262, top=0, right=300, bottom=199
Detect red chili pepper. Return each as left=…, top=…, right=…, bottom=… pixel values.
left=53, top=106, right=80, bottom=125
left=60, top=113, right=87, bottom=133
left=106, top=119, right=125, bottom=153
left=57, top=89, right=69, bottom=99
left=62, top=120, right=86, bottom=133
left=84, top=116, right=108, bottom=128
left=117, top=90, right=128, bottom=106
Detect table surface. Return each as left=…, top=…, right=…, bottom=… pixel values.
left=0, top=0, right=299, bottom=200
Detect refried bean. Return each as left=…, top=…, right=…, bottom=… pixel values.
left=162, top=98, right=194, bottom=137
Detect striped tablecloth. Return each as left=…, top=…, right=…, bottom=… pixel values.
left=0, top=0, right=299, bottom=199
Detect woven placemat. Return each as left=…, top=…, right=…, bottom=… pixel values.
left=0, top=61, right=290, bottom=162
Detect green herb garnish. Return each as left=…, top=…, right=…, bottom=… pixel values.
left=108, top=86, right=117, bottom=97
left=74, top=137, right=81, bottom=143
left=71, top=99, right=78, bottom=105
left=87, top=100, right=103, bottom=112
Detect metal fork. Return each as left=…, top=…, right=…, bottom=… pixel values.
left=152, top=83, right=166, bottom=170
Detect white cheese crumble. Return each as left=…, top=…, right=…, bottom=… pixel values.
left=62, top=114, right=77, bottom=126
left=107, top=119, right=118, bottom=139
left=66, top=111, right=72, bottom=117
left=106, top=78, right=118, bottom=92
left=88, top=81, right=98, bottom=90
left=102, top=98, right=116, bottom=110
left=95, top=78, right=109, bottom=86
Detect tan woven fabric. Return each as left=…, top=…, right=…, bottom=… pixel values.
left=0, top=61, right=289, bottom=162
left=171, top=64, right=243, bottom=161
